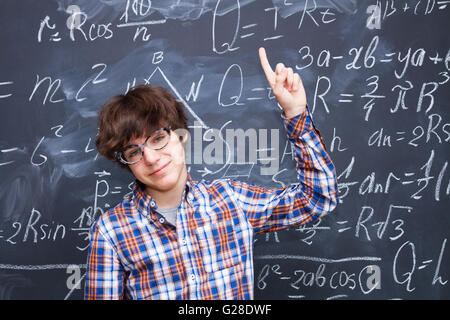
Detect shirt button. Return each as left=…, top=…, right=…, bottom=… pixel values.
left=159, top=217, right=165, bottom=223
left=190, top=274, right=195, bottom=282
left=150, top=200, right=156, bottom=207
left=181, top=238, right=187, bottom=245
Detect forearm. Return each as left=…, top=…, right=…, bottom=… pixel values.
left=284, top=106, right=338, bottom=214
left=283, top=104, right=307, bottom=119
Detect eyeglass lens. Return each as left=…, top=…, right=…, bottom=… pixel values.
left=121, top=129, right=170, bottom=164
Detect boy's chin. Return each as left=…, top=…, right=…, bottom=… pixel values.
left=145, top=172, right=184, bottom=192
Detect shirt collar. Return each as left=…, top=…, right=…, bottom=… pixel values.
left=184, top=173, right=197, bottom=204
left=131, top=173, right=196, bottom=218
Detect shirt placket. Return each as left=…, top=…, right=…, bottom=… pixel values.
left=145, top=197, right=189, bottom=299
left=178, top=188, right=204, bottom=299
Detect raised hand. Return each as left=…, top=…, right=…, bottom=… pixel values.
left=258, top=47, right=308, bottom=118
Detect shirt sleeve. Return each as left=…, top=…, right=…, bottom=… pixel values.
left=227, top=106, right=339, bottom=234
left=84, top=219, right=126, bottom=300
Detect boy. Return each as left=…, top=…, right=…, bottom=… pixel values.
left=84, top=48, right=338, bottom=299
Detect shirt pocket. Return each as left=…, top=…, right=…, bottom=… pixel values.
left=196, top=219, right=242, bottom=273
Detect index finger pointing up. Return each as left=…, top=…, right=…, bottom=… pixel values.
left=258, top=47, right=275, bottom=86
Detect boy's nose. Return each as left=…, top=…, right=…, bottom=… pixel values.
left=142, top=146, right=161, bottom=164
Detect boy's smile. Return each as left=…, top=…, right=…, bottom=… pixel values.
left=149, top=160, right=171, bottom=176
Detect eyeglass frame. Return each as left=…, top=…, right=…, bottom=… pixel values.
left=114, top=125, right=172, bottom=165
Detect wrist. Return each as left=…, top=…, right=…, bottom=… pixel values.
left=283, top=105, right=307, bottom=119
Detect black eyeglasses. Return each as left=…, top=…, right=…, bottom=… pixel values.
left=115, top=126, right=171, bottom=165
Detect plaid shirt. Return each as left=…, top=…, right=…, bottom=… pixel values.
left=84, top=108, right=338, bottom=299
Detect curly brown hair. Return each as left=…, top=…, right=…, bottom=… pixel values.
left=95, top=84, right=188, bottom=169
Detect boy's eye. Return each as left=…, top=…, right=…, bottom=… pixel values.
left=125, top=148, right=140, bottom=159
left=154, top=135, right=164, bottom=142
left=130, top=150, right=140, bottom=157
left=150, top=133, right=166, bottom=145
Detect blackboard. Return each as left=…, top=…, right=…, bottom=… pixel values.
left=0, top=0, right=449, bottom=300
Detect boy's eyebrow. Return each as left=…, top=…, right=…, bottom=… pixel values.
left=122, top=136, right=145, bottom=149
left=120, top=123, right=170, bottom=149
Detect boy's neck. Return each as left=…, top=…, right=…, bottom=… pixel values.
left=145, top=168, right=188, bottom=209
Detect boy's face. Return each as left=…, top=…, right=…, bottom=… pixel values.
left=127, top=129, right=187, bottom=197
